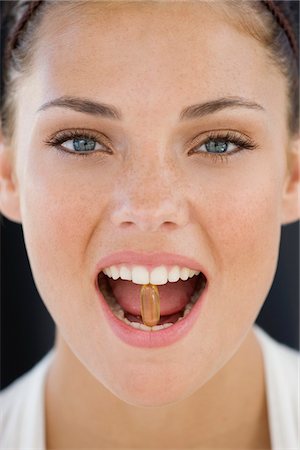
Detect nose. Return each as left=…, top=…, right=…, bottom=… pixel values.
left=110, top=163, right=189, bottom=232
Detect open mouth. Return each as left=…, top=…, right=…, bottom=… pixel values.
left=97, top=265, right=207, bottom=332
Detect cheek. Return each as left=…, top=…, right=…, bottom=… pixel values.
left=192, top=150, right=284, bottom=266
left=212, top=178, right=281, bottom=269
left=193, top=156, right=284, bottom=330
left=216, top=182, right=281, bottom=313
left=179, top=155, right=285, bottom=378
left=17, top=154, right=117, bottom=360
left=17, top=152, right=112, bottom=302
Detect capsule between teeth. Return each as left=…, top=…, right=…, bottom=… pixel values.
left=140, top=284, right=160, bottom=327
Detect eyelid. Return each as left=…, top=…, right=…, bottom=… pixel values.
left=187, top=128, right=253, bottom=148
left=185, top=129, right=258, bottom=166
left=44, top=128, right=114, bottom=152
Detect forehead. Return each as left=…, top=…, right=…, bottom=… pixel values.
left=28, top=1, right=285, bottom=124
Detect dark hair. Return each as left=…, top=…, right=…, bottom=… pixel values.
left=0, top=0, right=299, bottom=141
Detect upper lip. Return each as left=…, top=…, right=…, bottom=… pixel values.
left=95, top=251, right=208, bottom=277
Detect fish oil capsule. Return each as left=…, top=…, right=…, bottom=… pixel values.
left=140, top=284, right=160, bottom=327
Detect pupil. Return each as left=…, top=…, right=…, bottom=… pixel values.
left=73, top=138, right=96, bottom=151
left=205, top=140, right=228, bottom=153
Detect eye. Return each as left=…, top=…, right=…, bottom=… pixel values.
left=202, top=139, right=234, bottom=153
left=44, top=129, right=113, bottom=156
left=62, top=137, right=106, bottom=153
left=188, top=130, right=258, bottom=160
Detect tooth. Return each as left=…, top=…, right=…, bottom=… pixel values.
left=182, top=300, right=194, bottom=317
left=129, top=321, right=141, bottom=329
left=103, top=267, right=112, bottom=277
left=115, top=310, right=125, bottom=319
left=191, top=270, right=201, bottom=278
left=152, top=323, right=173, bottom=330
left=151, top=324, right=163, bottom=331
left=110, top=266, right=120, bottom=280
left=140, top=323, right=152, bottom=331
left=168, top=266, right=181, bottom=282
left=188, top=269, right=197, bottom=278
left=120, top=265, right=132, bottom=281
left=150, top=266, right=168, bottom=285
left=180, top=267, right=189, bottom=281
left=191, top=291, right=199, bottom=303
left=183, top=308, right=191, bottom=317
left=104, top=292, right=117, bottom=307
left=131, top=266, right=150, bottom=284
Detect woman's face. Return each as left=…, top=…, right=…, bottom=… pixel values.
left=6, top=1, right=297, bottom=405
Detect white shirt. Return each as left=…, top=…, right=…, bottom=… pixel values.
left=0, top=325, right=299, bottom=449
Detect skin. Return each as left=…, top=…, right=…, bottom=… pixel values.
left=0, top=1, right=299, bottom=448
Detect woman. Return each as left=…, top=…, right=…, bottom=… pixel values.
left=0, top=0, right=299, bottom=448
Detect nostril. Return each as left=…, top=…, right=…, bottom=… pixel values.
left=119, top=221, right=135, bottom=229
left=110, top=197, right=189, bottom=230
left=119, top=218, right=172, bottom=233
left=163, top=221, right=178, bottom=230
left=118, top=220, right=180, bottom=231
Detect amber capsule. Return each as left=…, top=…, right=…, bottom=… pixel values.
left=140, top=284, right=160, bottom=327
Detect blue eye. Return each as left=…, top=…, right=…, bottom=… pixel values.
left=193, top=138, right=236, bottom=156
left=73, top=138, right=97, bottom=152
left=45, top=129, right=113, bottom=156
left=62, top=137, right=105, bottom=153
left=204, top=140, right=229, bottom=153
left=189, top=131, right=258, bottom=160
left=199, top=139, right=238, bottom=155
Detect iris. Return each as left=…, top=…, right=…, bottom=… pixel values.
left=205, top=140, right=228, bottom=153
left=73, top=138, right=96, bottom=152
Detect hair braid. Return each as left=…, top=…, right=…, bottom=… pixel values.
left=262, top=0, right=299, bottom=61
left=4, top=0, right=43, bottom=65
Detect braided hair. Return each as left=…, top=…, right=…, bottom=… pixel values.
left=262, top=0, right=299, bottom=59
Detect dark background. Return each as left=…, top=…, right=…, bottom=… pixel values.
left=1, top=215, right=299, bottom=390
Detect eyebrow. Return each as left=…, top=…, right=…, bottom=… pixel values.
left=180, top=96, right=265, bottom=120
left=37, top=95, right=265, bottom=121
left=37, top=96, right=122, bottom=119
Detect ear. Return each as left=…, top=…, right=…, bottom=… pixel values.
left=0, top=129, right=22, bottom=223
left=281, top=134, right=300, bottom=225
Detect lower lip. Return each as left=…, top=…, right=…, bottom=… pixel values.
left=95, top=279, right=208, bottom=348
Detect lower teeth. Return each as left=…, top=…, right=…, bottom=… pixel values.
left=99, top=274, right=205, bottom=332
left=105, top=293, right=196, bottom=332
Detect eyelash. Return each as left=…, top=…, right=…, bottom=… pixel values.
left=44, top=129, right=112, bottom=158
left=188, top=130, right=258, bottom=164
left=44, top=129, right=258, bottom=163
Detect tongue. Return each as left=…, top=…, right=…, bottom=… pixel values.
left=108, top=277, right=198, bottom=316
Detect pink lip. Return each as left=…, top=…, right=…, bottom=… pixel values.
left=94, top=251, right=209, bottom=348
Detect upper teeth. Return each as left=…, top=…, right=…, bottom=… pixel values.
left=102, top=265, right=200, bottom=285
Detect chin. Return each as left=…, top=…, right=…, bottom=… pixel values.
left=103, top=366, right=199, bottom=408
left=113, top=387, right=190, bottom=408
